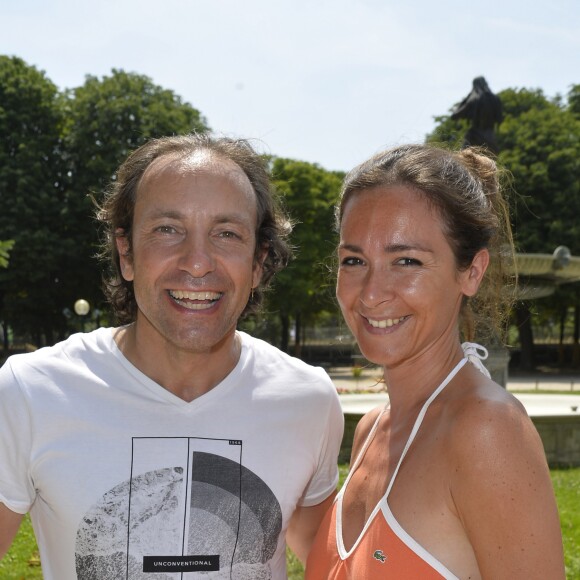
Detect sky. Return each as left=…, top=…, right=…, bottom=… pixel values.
left=1, top=0, right=578, bottom=172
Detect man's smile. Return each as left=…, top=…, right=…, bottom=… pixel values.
left=168, top=290, right=222, bottom=310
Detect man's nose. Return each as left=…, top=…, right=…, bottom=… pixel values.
left=177, top=238, right=216, bottom=277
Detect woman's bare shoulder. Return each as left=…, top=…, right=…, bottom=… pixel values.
left=440, top=373, right=549, bottom=497
left=446, top=378, right=536, bottom=454
left=442, top=377, right=564, bottom=577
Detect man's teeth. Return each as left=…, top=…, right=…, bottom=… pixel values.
left=169, top=290, right=221, bottom=309
left=367, top=316, right=407, bottom=328
left=170, top=290, right=221, bottom=300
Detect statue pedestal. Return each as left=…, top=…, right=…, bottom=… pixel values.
left=486, top=346, right=511, bottom=388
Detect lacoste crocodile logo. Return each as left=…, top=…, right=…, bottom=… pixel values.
left=373, top=549, right=386, bottom=563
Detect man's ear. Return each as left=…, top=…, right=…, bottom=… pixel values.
left=115, top=230, right=134, bottom=282
left=462, top=248, right=490, bottom=297
left=252, top=245, right=269, bottom=288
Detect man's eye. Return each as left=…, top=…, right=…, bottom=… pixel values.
left=219, top=231, right=240, bottom=239
left=156, top=226, right=176, bottom=234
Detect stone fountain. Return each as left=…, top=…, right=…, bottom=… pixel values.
left=515, top=246, right=580, bottom=299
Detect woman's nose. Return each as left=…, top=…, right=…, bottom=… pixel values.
left=359, top=267, right=395, bottom=309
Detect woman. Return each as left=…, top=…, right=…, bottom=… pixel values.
left=306, top=145, right=565, bottom=579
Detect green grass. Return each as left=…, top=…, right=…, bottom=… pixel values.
left=2, top=466, right=578, bottom=580
left=0, top=516, right=42, bottom=580
left=552, top=468, right=580, bottom=578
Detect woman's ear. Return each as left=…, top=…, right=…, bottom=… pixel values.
left=461, top=249, right=490, bottom=297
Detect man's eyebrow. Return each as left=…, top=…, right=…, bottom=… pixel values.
left=145, top=209, right=184, bottom=220
left=144, top=209, right=255, bottom=229
left=213, top=213, right=254, bottom=226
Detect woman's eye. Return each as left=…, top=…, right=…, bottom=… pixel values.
left=396, top=257, right=422, bottom=266
left=341, top=257, right=364, bottom=266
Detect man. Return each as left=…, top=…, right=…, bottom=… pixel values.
left=0, top=134, right=344, bottom=579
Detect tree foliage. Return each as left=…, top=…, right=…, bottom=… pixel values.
left=0, top=58, right=209, bottom=346
left=0, top=240, right=14, bottom=269
left=428, top=86, right=580, bottom=255
left=428, top=84, right=580, bottom=366
left=59, top=69, right=211, bottom=332
left=267, top=158, right=343, bottom=351
left=63, top=69, right=209, bottom=197
left=0, top=55, right=66, bottom=344
left=498, top=87, right=580, bottom=254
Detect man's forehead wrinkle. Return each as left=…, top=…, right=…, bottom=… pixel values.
left=142, top=151, right=253, bottom=194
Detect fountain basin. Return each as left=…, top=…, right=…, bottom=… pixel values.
left=339, top=393, right=580, bottom=467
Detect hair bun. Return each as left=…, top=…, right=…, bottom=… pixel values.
left=458, top=148, right=499, bottom=196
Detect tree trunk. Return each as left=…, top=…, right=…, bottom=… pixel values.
left=293, top=311, right=302, bottom=358
left=558, top=306, right=567, bottom=365
left=2, top=321, right=8, bottom=352
left=280, top=313, right=290, bottom=353
left=515, top=301, right=534, bottom=371
left=0, top=293, right=7, bottom=352
left=573, top=301, right=580, bottom=368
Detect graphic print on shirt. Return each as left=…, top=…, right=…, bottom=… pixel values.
left=75, top=437, right=282, bottom=579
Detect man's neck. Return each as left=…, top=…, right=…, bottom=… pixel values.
left=113, top=325, right=242, bottom=403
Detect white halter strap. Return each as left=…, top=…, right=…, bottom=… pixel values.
left=461, top=342, right=491, bottom=378
left=384, top=343, right=491, bottom=497
left=385, top=356, right=468, bottom=497
left=345, top=343, right=492, bottom=502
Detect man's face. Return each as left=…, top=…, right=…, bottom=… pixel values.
left=117, top=152, right=263, bottom=355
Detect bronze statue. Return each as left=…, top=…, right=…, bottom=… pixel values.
left=451, top=76, right=503, bottom=154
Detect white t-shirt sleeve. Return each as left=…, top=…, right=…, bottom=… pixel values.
left=299, top=372, right=344, bottom=507
left=0, top=359, right=36, bottom=514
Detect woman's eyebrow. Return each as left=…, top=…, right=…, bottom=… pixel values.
left=338, top=242, right=433, bottom=253
left=384, top=243, right=433, bottom=254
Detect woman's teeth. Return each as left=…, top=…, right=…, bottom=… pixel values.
left=366, top=316, right=407, bottom=328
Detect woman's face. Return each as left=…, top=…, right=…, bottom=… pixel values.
left=336, top=185, right=485, bottom=369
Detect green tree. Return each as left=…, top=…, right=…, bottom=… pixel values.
left=567, top=84, right=580, bottom=116
left=0, top=240, right=14, bottom=269
left=59, top=69, right=211, bottom=328
left=498, top=88, right=580, bottom=254
left=428, top=86, right=580, bottom=368
left=267, top=158, right=343, bottom=353
left=500, top=88, right=580, bottom=369
left=0, top=55, right=67, bottom=348
left=0, top=238, right=14, bottom=354
left=0, top=60, right=211, bottom=348
left=430, top=86, right=580, bottom=254
left=64, top=69, right=209, bottom=197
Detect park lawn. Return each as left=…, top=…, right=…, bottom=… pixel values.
left=553, top=468, right=580, bottom=577
left=2, top=467, right=578, bottom=579
left=0, top=515, right=42, bottom=580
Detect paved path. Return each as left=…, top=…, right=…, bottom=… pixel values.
left=327, top=366, right=580, bottom=418
left=326, top=366, right=580, bottom=393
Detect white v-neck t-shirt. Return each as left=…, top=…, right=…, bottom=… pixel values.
left=0, top=328, right=343, bottom=579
